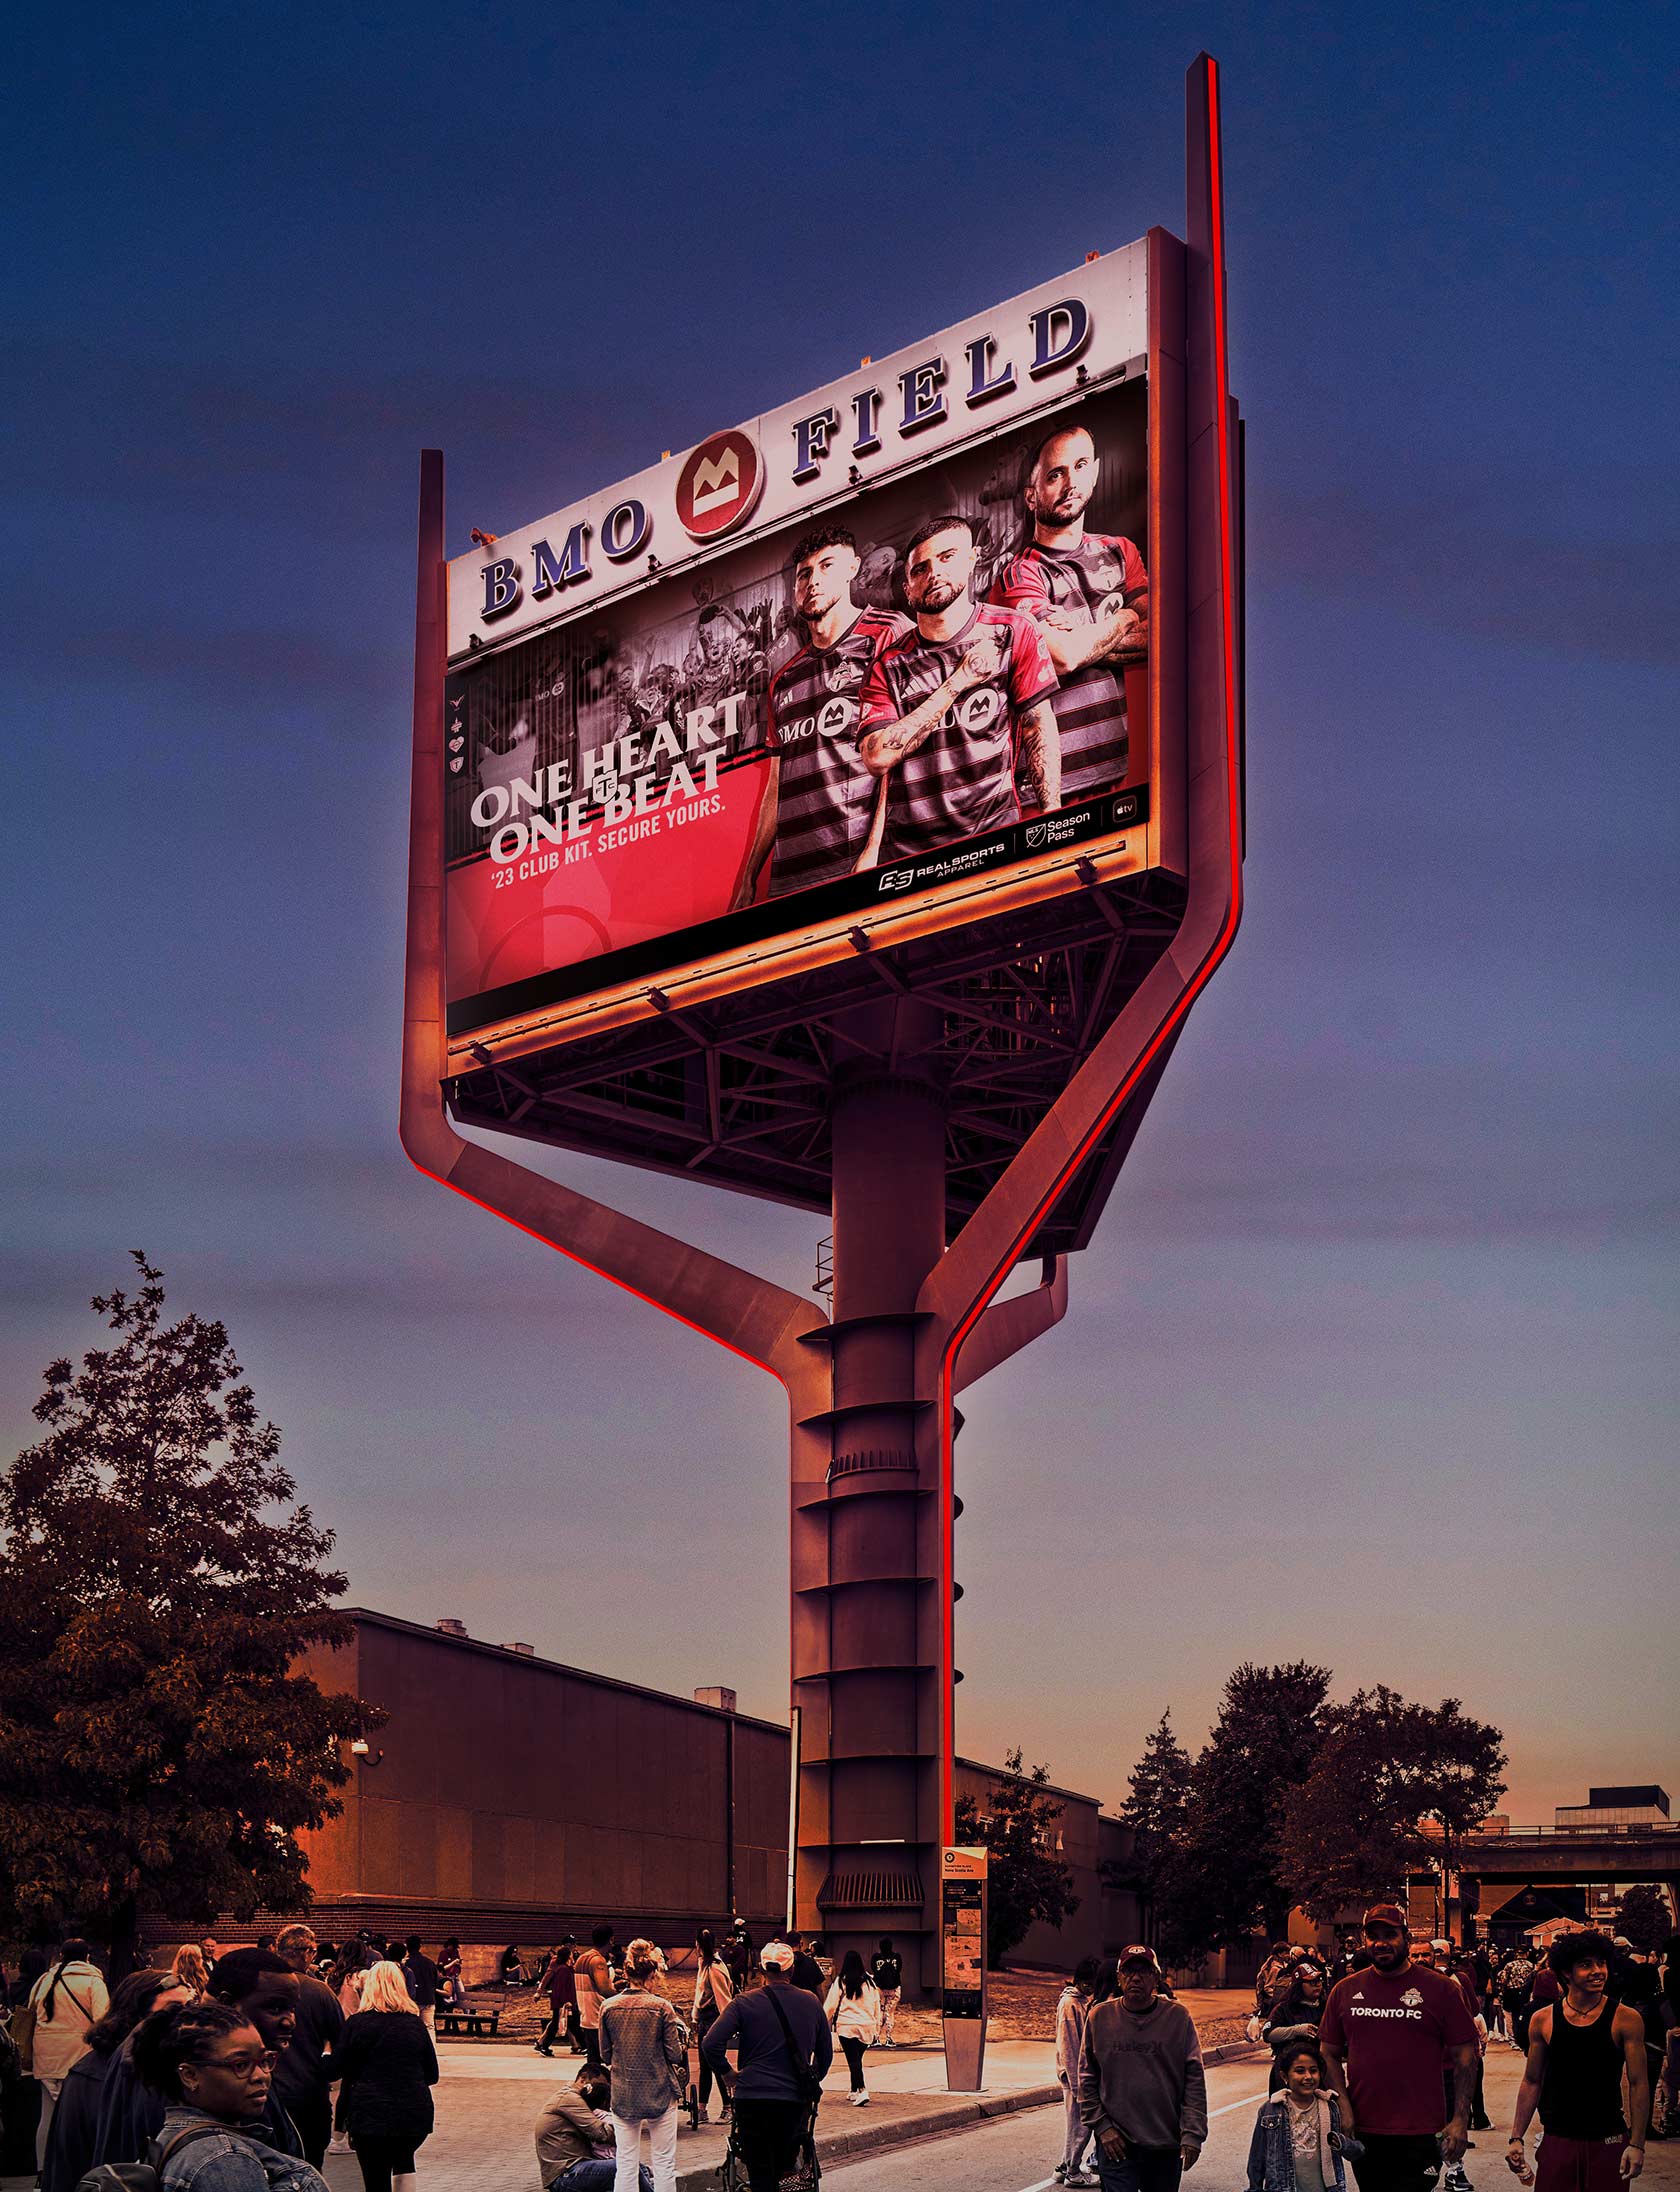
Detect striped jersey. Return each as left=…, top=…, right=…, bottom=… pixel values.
left=858, top=604, right=1057, bottom=863
left=766, top=607, right=911, bottom=896
left=989, top=532, right=1148, bottom=800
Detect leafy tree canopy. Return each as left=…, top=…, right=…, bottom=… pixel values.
left=1615, top=1884, right=1671, bottom=1954
left=953, top=1747, right=1081, bottom=1968
left=0, top=1256, right=382, bottom=1966
left=1275, top=1685, right=1506, bottom=1925
left=1157, top=1661, right=1332, bottom=1953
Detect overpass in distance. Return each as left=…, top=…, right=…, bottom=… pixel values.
left=1462, top=1821, right=1680, bottom=1893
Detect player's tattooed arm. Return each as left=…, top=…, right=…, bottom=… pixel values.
left=1019, top=698, right=1061, bottom=811
left=859, top=628, right=1008, bottom=776
left=1034, top=599, right=1142, bottom=673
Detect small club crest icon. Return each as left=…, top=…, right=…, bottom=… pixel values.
left=675, top=429, right=764, bottom=542
left=1401, top=1986, right=1423, bottom=2008
left=1025, top=822, right=1049, bottom=848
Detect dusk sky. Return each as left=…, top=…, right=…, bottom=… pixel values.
left=6, top=2, right=1675, bottom=1828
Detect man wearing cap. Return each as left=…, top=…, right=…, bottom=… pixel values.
left=1320, top=1906, right=1480, bottom=2192
left=702, top=1943, right=833, bottom=2192
left=1079, top=1946, right=1207, bottom=2192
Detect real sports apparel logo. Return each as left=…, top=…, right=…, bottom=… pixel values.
left=675, top=429, right=765, bottom=541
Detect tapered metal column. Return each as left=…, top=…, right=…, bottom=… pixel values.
left=790, top=999, right=947, bottom=1977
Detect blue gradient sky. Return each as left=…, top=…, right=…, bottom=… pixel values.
left=5, top=1, right=1675, bottom=1826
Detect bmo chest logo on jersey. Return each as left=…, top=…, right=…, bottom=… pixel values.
left=782, top=697, right=857, bottom=745
left=949, top=685, right=1004, bottom=735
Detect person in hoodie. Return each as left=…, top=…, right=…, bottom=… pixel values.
left=1248, top=2042, right=1362, bottom=2192
left=1079, top=1946, right=1208, bottom=2192
left=1055, top=1959, right=1100, bottom=2186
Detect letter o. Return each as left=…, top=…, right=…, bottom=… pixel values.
left=602, top=499, right=651, bottom=561
left=490, top=823, right=528, bottom=863
left=471, top=785, right=510, bottom=829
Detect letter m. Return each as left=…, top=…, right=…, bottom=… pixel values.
left=531, top=524, right=592, bottom=598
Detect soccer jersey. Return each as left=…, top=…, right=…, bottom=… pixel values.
left=1318, top=1963, right=1478, bottom=2136
left=990, top=532, right=1148, bottom=801
left=858, top=604, right=1057, bottom=863
left=766, top=607, right=911, bottom=896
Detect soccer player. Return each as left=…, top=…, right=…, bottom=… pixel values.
left=857, top=514, right=1059, bottom=867
left=738, top=528, right=911, bottom=902
left=990, top=422, right=1149, bottom=804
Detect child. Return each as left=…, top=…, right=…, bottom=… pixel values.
left=1248, top=2043, right=1363, bottom=2192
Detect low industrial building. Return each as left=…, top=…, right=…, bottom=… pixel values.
left=282, top=1608, right=1143, bottom=1983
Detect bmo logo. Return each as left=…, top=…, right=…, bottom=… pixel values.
left=951, top=687, right=1003, bottom=734
left=675, top=429, right=765, bottom=541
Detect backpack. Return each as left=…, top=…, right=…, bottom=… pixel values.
left=77, top=2121, right=231, bottom=2192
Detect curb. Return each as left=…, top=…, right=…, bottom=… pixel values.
left=674, top=2084, right=1062, bottom=2189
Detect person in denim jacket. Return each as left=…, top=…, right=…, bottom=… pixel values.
left=1249, top=2044, right=1363, bottom=2192
left=130, top=1997, right=328, bottom=2192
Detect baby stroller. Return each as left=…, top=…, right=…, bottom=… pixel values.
left=720, top=2100, right=821, bottom=2191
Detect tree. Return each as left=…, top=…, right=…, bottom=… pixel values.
left=952, top=1747, right=1081, bottom=1967
left=1155, top=1662, right=1331, bottom=1954
left=1615, top=1885, right=1671, bottom=1954
left=0, top=1256, right=383, bottom=1969
left=1276, top=1686, right=1506, bottom=1926
left=1109, top=1710, right=1193, bottom=1952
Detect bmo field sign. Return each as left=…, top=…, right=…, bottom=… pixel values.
left=444, top=246, right=1166, bottom=1042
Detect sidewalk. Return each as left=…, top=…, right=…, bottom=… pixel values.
left=376, top=2036, right=1063, bottom=2192
left=308, top=2032, right=1267, bottom=2192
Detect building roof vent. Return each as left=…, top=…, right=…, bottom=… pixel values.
left=506, top=1640, right=536, bottom=1656
left=435, top=1617, right=468, bottom=1638
left=694, top=1686, right=737, bottom=1712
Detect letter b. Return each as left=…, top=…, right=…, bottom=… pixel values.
left=482, top=558, right=521, bottom=619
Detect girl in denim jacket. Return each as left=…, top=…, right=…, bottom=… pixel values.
left=1248, top=2044, right=1364, bottom=2192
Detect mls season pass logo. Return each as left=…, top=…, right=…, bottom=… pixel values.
left=675, top=429, right=765, bottom=541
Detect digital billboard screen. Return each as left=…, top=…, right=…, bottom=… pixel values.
left=444, top=250, right=1153, bottom=1039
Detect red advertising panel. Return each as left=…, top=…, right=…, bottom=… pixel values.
left=445, top=250, right=1156, bottom=1040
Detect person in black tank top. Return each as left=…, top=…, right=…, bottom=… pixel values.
left=1507, top=1931, right=1649, bottom=2192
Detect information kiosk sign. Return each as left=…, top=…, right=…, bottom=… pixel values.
left=941, top=1845, right=989, bottom=2090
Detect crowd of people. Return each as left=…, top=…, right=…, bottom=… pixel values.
left=0, top=1920, right=908, bottom=2192
left=1045, top=1911, right=1677, bottom=2192
left=1, top=1925, right=439, bottom=2192
left=3, top=1910, right=1672, bottom=2192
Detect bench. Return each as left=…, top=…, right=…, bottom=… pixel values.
left=437, top=2008, right=502, bottom=2038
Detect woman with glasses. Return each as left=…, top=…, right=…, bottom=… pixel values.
left=335, top=1960, right=439, bottom=2192
left=129, top=1996, right=327, bottom=2192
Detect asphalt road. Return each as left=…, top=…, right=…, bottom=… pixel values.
left=821, top=2041, right=1680, bottom=2192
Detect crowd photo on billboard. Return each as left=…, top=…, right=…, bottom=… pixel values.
left=444, top=380, right=1147, bottom=1018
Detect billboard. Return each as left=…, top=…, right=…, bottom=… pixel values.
left=445, top=248, right=1154, bottom=1039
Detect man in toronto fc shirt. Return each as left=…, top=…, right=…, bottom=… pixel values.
left=738, top=527, right=911, bottom=902
left=1319, top=1905, right=1480, bottom=2192
left=857, top=513, right=1059, bottom=868
left=990, top=422, right=1149, bottom=803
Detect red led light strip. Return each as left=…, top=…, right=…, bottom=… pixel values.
left=406, top=1156, right=783, bottom=1381
left=936, top=55, right=1245, bottom=1844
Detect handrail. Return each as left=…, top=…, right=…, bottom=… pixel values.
left=1465, top=1822, right=1678, bottom=1840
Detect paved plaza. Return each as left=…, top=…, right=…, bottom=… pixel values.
left=8, top=2021, right=1674, bottom=2192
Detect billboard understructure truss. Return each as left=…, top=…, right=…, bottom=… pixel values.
left=452, top=864, right=1188, bottom=1256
